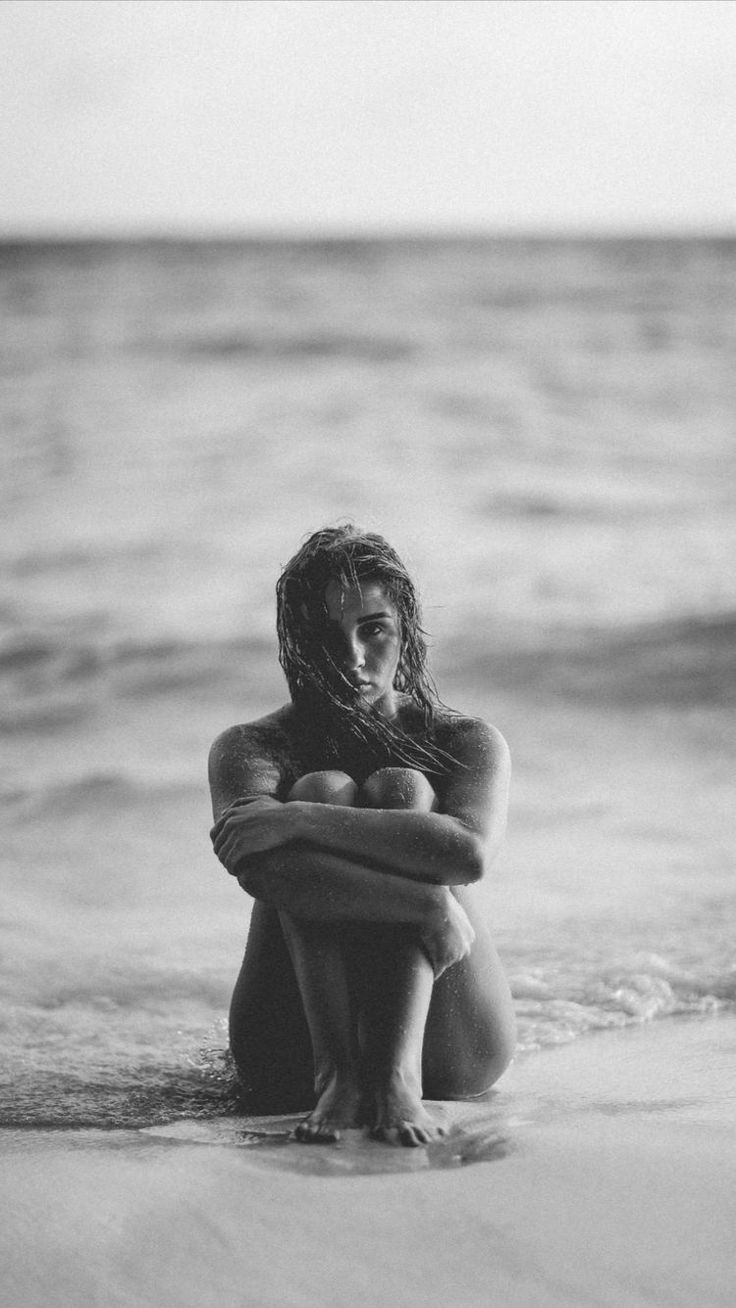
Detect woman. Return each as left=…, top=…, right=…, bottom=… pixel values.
left=209, top=525, right=515, bottom=1147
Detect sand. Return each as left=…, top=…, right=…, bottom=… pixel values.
left=2, top=1014, right=734, bottom=1308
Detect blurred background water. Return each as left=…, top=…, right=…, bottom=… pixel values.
left=1, top=236, right=735, bottom=1128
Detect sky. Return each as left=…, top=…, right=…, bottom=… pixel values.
left=2, top=0, right=735, bottom=236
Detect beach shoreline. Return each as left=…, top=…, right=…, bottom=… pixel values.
left=3, top=1014, right=734, bottom=1308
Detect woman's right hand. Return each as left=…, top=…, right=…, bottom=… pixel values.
left=420, top=889, right=475, bottom=978
left=210, top=795, right=295, bottom=874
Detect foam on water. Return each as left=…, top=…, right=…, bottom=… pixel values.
left=2, top=894, right=732, bottom=1130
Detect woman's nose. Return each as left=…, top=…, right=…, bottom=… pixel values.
left=344, top=637, right=365, bottom=670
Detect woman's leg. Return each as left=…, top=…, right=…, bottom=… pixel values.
left=279, top=766, right=447, bottom=1146
left=228, top=900, right=315, bottom=1113
left=278, top=772, right=364, bottom=1141
left=229, top=765, right=512, bottom=1139
left=236, top=838, right=474, bottom=976
left=422, top=901, right=517, bottom=1098
left=228, top=770, right=360, bottom=1120
left=227, top=767, right=474, bottom=1122
left=353, top=768, right=445, bottom=1144
left=357, top=768, right=516, bottom=1115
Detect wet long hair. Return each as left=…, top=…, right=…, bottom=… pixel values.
left=276, top=525, right=453, bottom=777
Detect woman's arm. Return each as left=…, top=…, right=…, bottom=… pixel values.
left=296, top=720, right=508, bottom=884
left=208, top=721, right=284, bottom=820
left=207, top=720, right=476, bottom=974
left=238, top=844, right=475, bottom=978
left=212, top=718, right=510, bottom=887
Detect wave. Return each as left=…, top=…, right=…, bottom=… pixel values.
left=445, top=611, right=736, bottom=706
left=171, top=332, right=415, bottom=363
left=473, top=490, right=693, bottom=522
left=8, top=542, right=162, bottom=579
left=23, top=948, right=730, bottom=1027
left=0, top=630, right=272, bottom=678
left=1, top=769, right=199, bottom=815
left=0, top=630, right=275, bottom=734
left=1, top=609, right=734, bottom=738
left=510, top=951, right=734, bottom=1053
left=1, top=951, right=732, bottom=1130
left=23, top=962, right=231, bottom=1013
left=0, top=1044, right=239, bottom=1131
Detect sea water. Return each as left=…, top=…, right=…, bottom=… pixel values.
left=1, top=236, right=734, bottom=1130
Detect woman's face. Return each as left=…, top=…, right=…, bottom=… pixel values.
left=323, top=579, right=401, bottom=718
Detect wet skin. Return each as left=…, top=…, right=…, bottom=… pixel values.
left=209, top=584, right=516, bottom=1144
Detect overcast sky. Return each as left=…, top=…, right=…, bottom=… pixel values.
left=2, top=0, right=735, bottom=235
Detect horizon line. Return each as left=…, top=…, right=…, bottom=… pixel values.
left=2, top=221, right=736, bottom=245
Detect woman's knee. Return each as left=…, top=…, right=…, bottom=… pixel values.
left=288, top=770, right=357, bottom=805
left=470, top=1027, right=517, bottom=1094
left=424, top=1027, right=517, bottom=1099
left=359, top=767, right=437, bottom=811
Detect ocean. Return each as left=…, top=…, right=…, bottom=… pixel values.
left=1, top=236, right=734, bottom=1133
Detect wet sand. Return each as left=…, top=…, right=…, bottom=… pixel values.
left=2, top=1015, right=734, bottom=1308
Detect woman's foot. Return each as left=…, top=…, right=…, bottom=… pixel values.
left=293, top=1070, right=363, bottom=1143
left=369, top=1071, right=446, bottom=1148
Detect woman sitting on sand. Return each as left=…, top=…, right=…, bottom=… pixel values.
left=209, top=525, right=516, bottom=1146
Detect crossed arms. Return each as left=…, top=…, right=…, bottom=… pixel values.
left=209, top=715, right=510, bottom=891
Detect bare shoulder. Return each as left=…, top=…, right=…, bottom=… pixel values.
left=209, top=705, right=295, bottom=766
left=430, top=711, right=510, bottom=839
left=434, top=710, right=510, bottom=773
left=208, top=705, right=299, bottom=815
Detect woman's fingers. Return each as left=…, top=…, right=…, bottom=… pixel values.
left=211, top=797, right=289, bottom=876
left=219, top=842, right=236, bottom=870
left=212, top=811, right=264, bottom=862
left=210, top=796, right=280, bottom=844
left=211, top=808, right=248, bottom=852
left=211, top=813, right=242, bottom=858
left=210, top=807, right=240, bottom=843
left=215, top=828, right=242, bottom=872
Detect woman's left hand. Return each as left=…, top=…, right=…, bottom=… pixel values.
left=210, top=796, right=295, bottom=873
